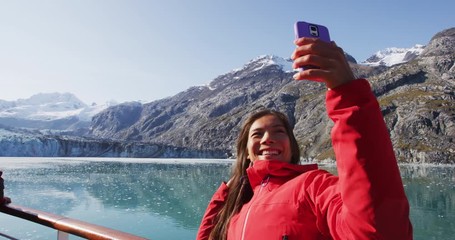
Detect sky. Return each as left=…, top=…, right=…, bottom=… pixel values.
left=1, top=0, right=454, bottom=105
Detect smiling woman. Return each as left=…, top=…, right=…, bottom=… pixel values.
left=196, top=38, right=413, bottom=240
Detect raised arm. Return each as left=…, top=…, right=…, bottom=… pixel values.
left=325, top=79, right=413, bottom=239
left=292, top=37, right=412, bottom=239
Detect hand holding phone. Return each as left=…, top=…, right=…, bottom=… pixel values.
left=292, top=21, right=355, bottom=88
left=294, top=21, right=331, bottom=72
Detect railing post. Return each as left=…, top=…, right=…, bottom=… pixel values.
left=57, top=230, right=69, bottom=240
left=1, top=170, right=12, bottom=205
left=0, top=170, right=3, bottom=199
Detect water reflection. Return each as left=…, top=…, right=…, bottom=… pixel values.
left=2, top=160, right=231, bottom=231
left=82, top=162, right=231, bottom=229
left=400, top=165, right=455, bottom=239
left=1, top=159, right=454, bottom=240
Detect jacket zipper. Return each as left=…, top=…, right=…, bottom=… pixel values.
left=240, top=176, right=270, bottom=240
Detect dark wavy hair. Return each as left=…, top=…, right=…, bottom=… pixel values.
left=209, top=109, right=300, bottom=240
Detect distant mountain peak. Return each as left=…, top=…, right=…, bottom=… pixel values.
left=362, top=44, right=425, bottom=67
left=0, top=93, right=116, bottom=128
left=233, top=55, right=294, bottom=73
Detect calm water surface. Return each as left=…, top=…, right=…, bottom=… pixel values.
left=0, top=157, right=454, bottom=240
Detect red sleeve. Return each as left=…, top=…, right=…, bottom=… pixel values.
left=196, top=182, right=229, bottom=240
left=304, top=79, right=413, bottom=239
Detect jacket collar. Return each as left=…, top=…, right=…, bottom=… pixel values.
left=246, top=160, right=318, bottom=189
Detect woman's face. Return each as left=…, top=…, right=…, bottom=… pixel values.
left=247, top=114, right=292, bottom=163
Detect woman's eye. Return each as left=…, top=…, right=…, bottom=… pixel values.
left=251, top=132, right=263, bottom=137
left=276, top=129, right=286, bottom=134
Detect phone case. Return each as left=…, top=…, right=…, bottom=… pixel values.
left=294, top=21, right=331, bottom=73
left=294, top=21, right=331, bottom=42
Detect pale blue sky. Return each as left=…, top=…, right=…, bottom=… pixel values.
left=1, top=0, right=453, bottom=104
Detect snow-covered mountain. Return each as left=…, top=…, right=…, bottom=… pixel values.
left=0, top=93, right=117, bottom=130
left=235, top=55, right=294, bottom=73
left=0, top=45, right=425, bottom=131
left=1, top=26, right=454, bottom=161
left=362, top=44, right=425, bottom=67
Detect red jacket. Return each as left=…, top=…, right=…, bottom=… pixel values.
left=197, top=79, right=413, bottom=240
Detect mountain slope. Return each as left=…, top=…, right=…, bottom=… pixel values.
left=370, top=28, right=455, bottom=163
left=89, top=27, right=455, bottom=163
left=2, top=28, right=453, bottom=162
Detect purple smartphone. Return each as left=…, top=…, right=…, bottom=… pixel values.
left=294, top=21, right=331, bottom=42
left=294, top=21, right=331, bottom=72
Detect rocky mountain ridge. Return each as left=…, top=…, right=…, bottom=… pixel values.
left=1, top=27, right=453, bottom=163
left=0, top=44, right=418, bottom=129
left=88, top=28, right=455, bottom=164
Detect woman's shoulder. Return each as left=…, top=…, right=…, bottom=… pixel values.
left=295, top=168, right=339, bottom=187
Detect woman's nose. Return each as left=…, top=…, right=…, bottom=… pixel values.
left=260, top=132, right=275, bottom=144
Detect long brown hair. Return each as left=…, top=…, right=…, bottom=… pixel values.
left=209, top=109, right=300, bottom=240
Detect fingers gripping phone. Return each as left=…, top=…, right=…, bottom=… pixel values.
left=294, top=21, right=331, bottom=71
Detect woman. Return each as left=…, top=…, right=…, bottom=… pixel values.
left=197, top=38, right=413, bottom=240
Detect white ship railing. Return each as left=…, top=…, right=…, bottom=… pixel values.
left=0, top=203, right=148, bottom=240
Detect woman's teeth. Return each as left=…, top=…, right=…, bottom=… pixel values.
left=261, top=150, right=279, bottom=156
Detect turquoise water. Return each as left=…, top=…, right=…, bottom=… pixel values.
left=0, top=158, right=454, bottom=240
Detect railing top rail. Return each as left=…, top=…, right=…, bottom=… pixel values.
left=0, top=203, right=148, bottom=240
